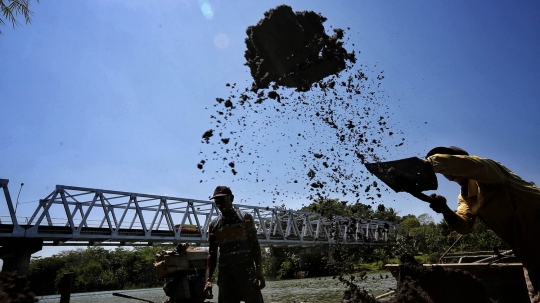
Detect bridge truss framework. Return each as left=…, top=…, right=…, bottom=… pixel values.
left=0, top=178, right=397, bottom=247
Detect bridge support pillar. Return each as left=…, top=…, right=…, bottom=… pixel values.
left=0, top=238, right=43, bottom=276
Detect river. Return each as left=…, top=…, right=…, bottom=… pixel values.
left=37, top=271, right=395, bottom=303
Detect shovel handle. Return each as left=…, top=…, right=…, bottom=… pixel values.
left=112, top=293, right=154, bottom=303
left=409, top=191, right=436, bottom=203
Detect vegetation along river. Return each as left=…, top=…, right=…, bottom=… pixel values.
left=37, top=271, right=395, bottom=303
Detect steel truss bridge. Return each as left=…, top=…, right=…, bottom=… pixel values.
left=0, top=179, right=397, bottom=247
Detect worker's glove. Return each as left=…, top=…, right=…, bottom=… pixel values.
left=253, top=271, right=266, bottom=290
left=428, top=194, right=448, bottom=214
left=203, top=281, right=214, bottom=299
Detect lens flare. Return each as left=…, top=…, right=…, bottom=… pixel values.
left=214, top=33, right=229, bottom=49
left=198, top=0, right=214, bottom=20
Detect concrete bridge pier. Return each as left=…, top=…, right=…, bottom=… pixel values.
left=0, top=238, right=43, bottom=276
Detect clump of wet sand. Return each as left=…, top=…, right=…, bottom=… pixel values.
left=245, top=5, right=356, bottom=92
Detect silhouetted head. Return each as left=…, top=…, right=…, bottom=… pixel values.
left=210, top=186, right=234, bottom=213
left=425, top=146, right=469, bottom=186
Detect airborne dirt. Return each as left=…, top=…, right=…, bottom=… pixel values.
left=196, top=5, right=497, bottom=303
left=198, top=5, right=411, bottom=207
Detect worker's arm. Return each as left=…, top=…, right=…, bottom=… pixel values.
left=248, top=232, right=263, bottom=277
left=245, top=214, right=266, bottom=290
left=203, top=227, right=218, bottom=298
left=429, top=194, right=458, bottom=225
left=206, top=238, right=218, bottom=281
left=429, top=194, right=476, bottom=234
left=452, top=195, right=477, bottom=234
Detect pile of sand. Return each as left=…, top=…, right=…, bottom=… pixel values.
left=0, top=272, right=37, bottom=303
left=340, top=254, right=498, bottom=303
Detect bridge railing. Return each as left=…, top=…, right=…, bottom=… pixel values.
left=1, top=179, right=398, bottom=246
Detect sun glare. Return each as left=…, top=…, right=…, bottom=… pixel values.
left=214, top=33, right=230, bottom=49
left=198, top=0, right=214, bottom=20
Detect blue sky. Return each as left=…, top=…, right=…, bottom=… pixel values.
left=1, top=0, right=540, bottom=258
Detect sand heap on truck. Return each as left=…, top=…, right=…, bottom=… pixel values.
left=340, top=254, right=499, bottom=303
left=244, top=5, right=356, bottom=92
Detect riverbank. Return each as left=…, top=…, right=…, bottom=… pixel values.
left=38, top=271, right=394, bottom=303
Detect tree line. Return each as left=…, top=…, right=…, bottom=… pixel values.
left=28, top=246, right=163, bottom=295
left=25, top=197, right=509, bottom=295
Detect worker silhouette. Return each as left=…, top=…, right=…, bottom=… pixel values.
left=425, top=146, right=540, bottom=302
left=204, top=186, right=265, bottom=303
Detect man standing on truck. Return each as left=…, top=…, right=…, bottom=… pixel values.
left=203, top=186, right=265, bottom=303
left=425, top=146, right=540, bottom=303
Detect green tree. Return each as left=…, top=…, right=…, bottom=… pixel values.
left=76, top=261, right=104, bottom=291
left=262, top=246, right=301, bottom=279
left=108, top=247, right=134, bottom=289
left=399, top=214, right=420, bottom=233
left=300, top=197, right=350, bottom=217
left=277, top=252, right=299, bottom=280
left=453, top=219, right=510, bottom=253
left=348, top=202, right=374, bottom=218
left=405, top=214, right=445, bottom=255
left=28, top=256, right=66, bottom=295
left=417, top=213, right=434, bottom=225
left=372, top=204, right=400, bottom=222
left=131, top=246, right=165, bottom=287
left=0, top=0, right=37, bottom=34
left=300, top=197, right=389, bottom=221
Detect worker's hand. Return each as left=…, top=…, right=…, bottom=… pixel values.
left=203, top=281, right=214, bottom=299
left=428, top=194, right=448, bottom=214
left=423, top=158, right=434, bottom=171
left=253, top=271, right=266, bottom=290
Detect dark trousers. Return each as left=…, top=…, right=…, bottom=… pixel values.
left=217, top=262, right=264, bottom=303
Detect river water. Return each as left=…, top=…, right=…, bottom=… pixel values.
left=38, top=271, right=395, bottom=303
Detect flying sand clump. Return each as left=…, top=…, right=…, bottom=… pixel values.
left=244, top=5, right=356, bottom=92
left=198, top=5, right=408, bottom=205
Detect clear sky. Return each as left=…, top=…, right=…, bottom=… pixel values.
left=1, top=0, right=540, bottom=259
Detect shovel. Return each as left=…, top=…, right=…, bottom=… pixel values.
left=364, top=157, right=437, bottom=203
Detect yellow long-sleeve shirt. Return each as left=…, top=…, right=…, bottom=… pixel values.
left=426, top=154, right=540, bottom=272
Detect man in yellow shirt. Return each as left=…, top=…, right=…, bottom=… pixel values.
left=425, top=146, right=540, bottom=302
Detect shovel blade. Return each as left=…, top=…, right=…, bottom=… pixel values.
left=364, top=157, right=438, bottom=194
